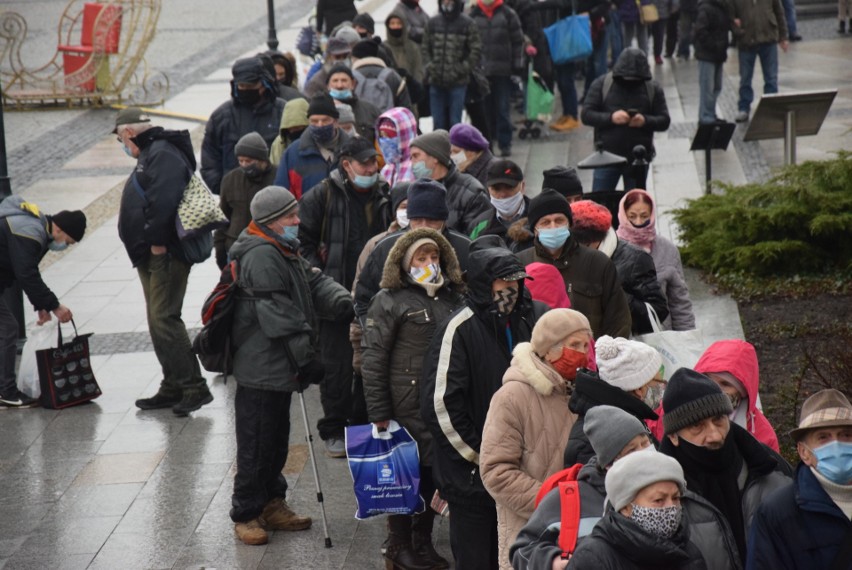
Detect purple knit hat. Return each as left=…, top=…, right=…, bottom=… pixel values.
left=449, top=124, right=489, bottom=151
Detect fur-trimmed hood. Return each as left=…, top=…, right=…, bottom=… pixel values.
left=502, top=342, right=570, bottom=397
left=379, top=227, right=465, bottom=290
left=507, top=215, right=534, bottom=247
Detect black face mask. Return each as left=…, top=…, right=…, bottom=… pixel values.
left=236, top=88, right=262, bottom=106
left=285, top=128, right=306, bottom=143
left=358, top=31, right=369, bottom=38
left=631, top=219, right=652, bottom=228
left=387, top=27, right=404, bottom=38
left=241, top=164, right=269, bottom=180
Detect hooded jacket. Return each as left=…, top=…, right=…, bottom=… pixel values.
left=362, top=229, right=466, bottom=464
left=470, top=2, right=525, bottom=77
left=580, top=48, right=670, bottom=161
left=0, top=197, right=58, bottom=311
left=119, top=127, right=195, bottom=267
left=273, top=127, right=351, bottom=199
left=420, top=247, right=548, bottom=507
left=438, top=164, right=495, bottom=238
left=385, top=8, right=425, bottom=82
left=480, top=342, right=576, bottom=570
left=378, top=107, right=419, bottom=187
left=422, top=0, right=482, bottom=88
left=269, top=97, right=309, bottom=167
left=394, top=0, right=430, bottom=44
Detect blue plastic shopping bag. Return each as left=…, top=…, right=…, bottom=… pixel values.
left=345, top=421, right=425, bottom=519
left=543, top=14, right=593, bottom=65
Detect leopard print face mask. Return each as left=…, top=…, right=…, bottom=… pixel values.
left=630, top=504, right=682, bottom=539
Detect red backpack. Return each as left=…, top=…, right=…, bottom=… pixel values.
left=534, top=464, right=584, bottom=560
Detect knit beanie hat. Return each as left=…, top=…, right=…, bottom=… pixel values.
left=595, top=336, right=662, bottom=392
left=530, top=308, right=591, bottom=356
left=584, top=405, right=650, bottom=469
left=527, top=189, right=572, bottom=231
left=352, top=12, right=375, bottom=34
left=605, top=450, right=686, bottom=511
left=449, top=123, right=489, bottom=151
left=407, top=179, right=449, bottom=220
left=307, top=93, right=339, bottom=118
left=234, top=132, right=269, bottom=161
left=352, top=38, right=380, bottom=59
left=51, top=210, right=87, bottom=242
left=336, top=103, right=356, bottom=125
left=411, top=130, right=452, bottom=168
left=402, top=237, right=439, bottom=271
left=543, top=165, right=583, bottom=198
left=250, top=185, right=298, bottom=223
left=570, top=200, right=613, bottom=244
left=390, top=182, right=410, bottom=212
left=663, top=368, right=734, bottom=435
left=334, top=25, right=361, bottom=47
left=327, top=63, right=354, bottom=81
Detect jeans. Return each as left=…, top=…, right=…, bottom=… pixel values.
left=230, top=384, right=292, bottom=522
left=137, top=253, right=206, bottom=396
left=698, top=60, right=723, bottom=123
left=623, top=21, right=649, bottom=54
left=430, top=85, right=467, bottom=130
left=781, top=0, right=798, bottom=36
left=607, top=11, right=624, bottom=66
left=448, top=500, right=499, bottom=570
left=592, top=164, right=639, bottom=191
left=484, top=75, right=513, bottom=151
left=584, top=33, right=609, bottom=100
left=651, top=18, right=668, bottom=58
left=0, top=294, right=18, bottom=395
left=554, top=62, right=578, bottom=119
left=737, top=42, right=779, bottom=113
left=316, top=318, right=357, bottom=440
left=678, top=11, right=695, bottom=57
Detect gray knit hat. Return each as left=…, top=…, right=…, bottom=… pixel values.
left=584, top=405, right=650, bottom=469
left=234, top=132, right=269, bottom=161
left=411, top=129, right=452, bottom=167
left=250, top=185, right=297, bottom=223
left=605, top=450, right=686, bottom=511
left=662, top=368, right=734, bottom=435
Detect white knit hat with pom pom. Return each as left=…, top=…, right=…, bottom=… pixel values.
left=595, top=335, right=663, bottom=392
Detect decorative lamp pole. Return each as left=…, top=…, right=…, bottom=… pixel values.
left=266, top=0, right=279, bottom=50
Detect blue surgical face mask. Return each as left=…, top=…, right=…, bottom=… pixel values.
left=810, top=441, right=852, bottom=485
left=310, top=123, right=336, bottom=145
left=329, top=88, right=353, bottom=100
left=48, top=241, right=68, bottom=252
left=280, top=224, right=299, bottom=241
left=352, top=173, right=378, bottom=189
left=537, top=225, right=570, bottom=250
left=412, top=161, right=433, bottom=179
left=378, top=137, right=400, bottom=163
left=123, top=145, right=134, bottom=158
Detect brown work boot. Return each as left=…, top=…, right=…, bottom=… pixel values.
left=551, top=116, right=581, bottom=132
left=261, top=497, right=313, bottom=531
left=234, top=518, right=268, bottom=545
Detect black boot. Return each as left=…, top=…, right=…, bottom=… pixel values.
left=412, top=510, right=450, bottom=570
left=172, top=387, right=213, bottom=416
left=135, top=390, right=181, bottom=410
left=384, top=515, right=432, bottom=570
left=839, top=19, right=847, bottom=34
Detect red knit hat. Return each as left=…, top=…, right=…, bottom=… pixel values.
left=570, top=200, right=612, bottom=243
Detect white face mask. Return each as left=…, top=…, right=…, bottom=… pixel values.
left=396, top=208, right=409, bottom=228
left=450, top=150, right=467, bottom=166
left=491, top=192, right=524, bottom=219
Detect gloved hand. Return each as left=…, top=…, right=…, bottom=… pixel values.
left=525, top=44, right=538, bottom=56
left=215, top=247, right=228, bottom=270
left=297, top=359, right=326, bottom=390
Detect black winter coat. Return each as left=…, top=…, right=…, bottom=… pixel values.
left=422, top=8, right=482, bottom=87
left=438, top=164, right=495, bottom=238
left=0, top=196, right=57, bottom=311
left=420, top=246, right=548, bottom=506
left=694, top=0, right=732, bottom=63
left=461, top=148, right=497, bottom=188
left=610, top=238, right=669, bottom=334
left=316, top=0, right=357, bottom=34
left=470, top=4, right=525, bottom=77
left=580, top=48, right=670, bottom=160
left=214, top=166, right=276, bottom=258
left=119, top=127, right=195, bottom=267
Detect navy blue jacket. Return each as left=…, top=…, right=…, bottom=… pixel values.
left=746, top=463, right=852, bottom=570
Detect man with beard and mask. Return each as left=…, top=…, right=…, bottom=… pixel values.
left=269, top=98, right=309, bottom=167
left=517, top=189, right=630, bottom=338
left=202, top=56, right=286, bottom=195
left=420, top=244, right=548, bottom=570
left=298, top=137, right=391, bottom=457
left=214, top=132, right=277, bottom=269
left=660, top=368, right=792, bottom=564
left=478, top=159, right=532, bottom=252
left=747, top=389, right=852, bottom=569
left=274, top=94, right=351, bottom=199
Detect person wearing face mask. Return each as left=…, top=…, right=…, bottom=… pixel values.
left=421, top=244, right=548, bottom=570
left=748, top=389, right=852, bottom=570
left=269, top=97, right=309, bottom=168
left=518, top=189, right=631, bottom=339
left=363, top=229, right=465, bottom=569
left=227, top=186, right=353, bottom=545
left=616, top=188, right=695, bottom=331
left=352, top=14, right=400, bottom=67
left=377, top=108, right=418, bottom=188
left=659, top=368, right=792, bottom=564
left=0, top=197, right=85, bottom=408
left=201, top=56, right=286, bottom=195
left=449, top=123, right=496, bottom=189
left=480, top=309, right=590, bottom=570
left=394, top=0, right=430, bottom=44
left=304, top=37, right=354, bottom=98
left=385, top=10, right=425, bottom=86
left=274, top=93, right=351, bottom=198
left=214, top=132, right=277, bottom=269
left=479, top=160, right=533, bottom=252
left=324, top=65, right=382, bottom=141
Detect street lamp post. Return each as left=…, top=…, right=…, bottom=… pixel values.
left=266, top=0, right=279, bottom=51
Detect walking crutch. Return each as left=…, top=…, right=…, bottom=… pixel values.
left=297, top=388, right=333, bottom=548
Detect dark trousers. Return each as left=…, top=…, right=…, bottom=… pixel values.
left=554, top=62, right=578, bottom=119
left=484, top=76, right=513, bottom=151
left=651, top=18, right=668, bottom=58
left=137, top=253, right=206, bottom=396
left=665, top=12, right=679, bottom=56
left=448, top=500, right=499, bottom=570
left=230, top=384, right=292, bottom=522
left=0, top=294, right=19, bottom=395
left=316, top=318, right=356, bottom=440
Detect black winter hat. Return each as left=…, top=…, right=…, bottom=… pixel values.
left=390, top=182, right=411, bottom=212
left=232, top=56, right=266, bottom=83
left=352, top=38, right=380, bottom=59
left=307, top=93, right=339, bottom=119
left=543, top=165, right=583, bottom=197
left=234, top=132, right=269, bottom=161
left=352, top=13, right=376, bottom=34
left=51, top=210, right=87, bottom=242
left=527, top=189, right=572, bottom=231
left=327, top=63, right=354, bottom=82
left=663, top=368, right=734, bottom=435
left=407, top=179, right=449, bottom=221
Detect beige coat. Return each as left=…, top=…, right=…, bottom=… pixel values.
left=480, top=343, right=576, bottom=570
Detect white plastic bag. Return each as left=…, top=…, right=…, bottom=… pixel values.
left=17, top=321, right=58, bottom=398
left=635, top=304, right=707, bottom=380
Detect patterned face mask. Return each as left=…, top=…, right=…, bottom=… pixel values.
left=630, top=504, right=682, bottom=539
left=493, top=285, right=519, bottom=316
left=409, top=263, right=441, bottom=284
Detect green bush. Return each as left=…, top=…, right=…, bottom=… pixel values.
left=673, top=152, right=852, bottom=276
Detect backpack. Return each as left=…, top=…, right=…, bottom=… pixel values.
left=354, top=67, right=396, bottom=112
left=534, top=463, right=584, bottom=561
left=602, top=72, right=655, bottom=108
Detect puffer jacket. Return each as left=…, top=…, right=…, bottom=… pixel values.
left=694, top=0, right=732, bottom=63
left=0, top=197, right=57, bottom=310
left=650, top=235, right=695, bottom=330
left=517, top=236, right=631, bottom=339
left=470, top=2, right=525, bottom=78
left=580, top=48, right=671, bottom=161
left=728, top=0, right=787, bottom=48
left=747, top=463, right=852, bottom=570
left=564, top=369, right=659, bottom=468
left=395, top=0, right=431, bottom=44
left=460, top=147, right=497, bottom=188
left=362, top=229, right=466, bottom=464
left=201, top=93, right=285, bottom=195
left=213, top=165, right=276, bottom=258
left=118, top=127, right=195, bottom=267
left=228, top=227, right=354, bottom=392
left=273, top=127, right=351, bottom=199
left=298, top=168, right=391, bottom=290
left=420, top=246, right=548, bottom=507
left=422, top=2, right=482, bottom=87
left=480, top=342, right=576, bottom=570
left=438, top=164, right=495, bottom=238
left=269, top=97, right=308, bottom=167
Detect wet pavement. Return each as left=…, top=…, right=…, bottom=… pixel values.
left=2, top=0, right=852, bottom=567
